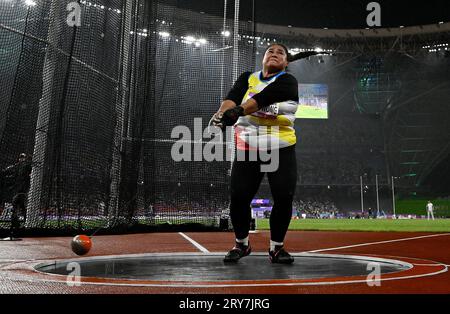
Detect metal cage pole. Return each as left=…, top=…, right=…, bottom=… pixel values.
left=219, top=0, right=228, bottom=100
left=360, top=175, right=364, bottom=215
left=227, top=0, right=239, bottom=177
left=26, top=0, right=60, bottom=228
left=376, top=174, right=380, bottom=217
left=232, top=0, right=240, bottom=83
left=108, top=0, right=134, bottom=224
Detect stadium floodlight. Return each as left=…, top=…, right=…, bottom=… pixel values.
left=184, top=36, right=196, bottom=43
left=158, top=32, right=170, bottom=38
left=315, top=47, right=323, bottom=53
left=198, top=38, right=207, bottom=45
left=25, top=0, right=37, bottom=6
left=221, top=30, right=231, bottom=37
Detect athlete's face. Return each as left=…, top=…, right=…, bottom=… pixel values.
left=263, top=45, right=289, bottom=73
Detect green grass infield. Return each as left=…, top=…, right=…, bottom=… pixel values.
left=255, top=218, right=450, bottom=232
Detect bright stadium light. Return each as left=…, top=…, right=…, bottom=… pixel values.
left=184, top=36, right=196, bottom=43
left=221, top=30, right=231, bottom=37
left=315, top=47, right=323, bottom=53
left=158, top=31, right=170, bottom=38
left=288, top=48, right=301, bottom=54
left=198, top=38, right=207, bottom=45
left=25, top=0, right=37, bottom=6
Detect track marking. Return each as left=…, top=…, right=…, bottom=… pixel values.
left=414, top=264, right=450, bottom=267
left=306, top=233, right=450, bottom=253
left=178, top=232, right=209, bottom=253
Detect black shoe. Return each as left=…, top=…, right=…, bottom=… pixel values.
left=224, top=242, right=252, bottom=263
left=269, top=245, right=294, bottom=264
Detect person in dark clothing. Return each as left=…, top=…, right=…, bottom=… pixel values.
left=209, top=44, right=324, bottom=264
left=1, top=153, right=32, bottom=223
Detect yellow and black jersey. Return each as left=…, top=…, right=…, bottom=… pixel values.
left=225, top=71, right=299, bottom=150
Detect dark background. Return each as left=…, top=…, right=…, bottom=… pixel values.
left=179, top=0, right=450, bottom=29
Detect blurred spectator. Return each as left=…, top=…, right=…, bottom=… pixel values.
left=293, top=196, right=339, bottom=219
left=0, top=153, right=32, bottom=224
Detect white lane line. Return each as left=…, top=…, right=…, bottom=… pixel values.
left=307, top=233, right=450, bottom=253
left=413, top=264, right=450, bottom=267
left=178, top=232, right=210, bottom=253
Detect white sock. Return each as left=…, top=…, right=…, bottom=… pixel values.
left=270, top=240, right=283, bottom=251
left=236, top=236, right=249, bottom=246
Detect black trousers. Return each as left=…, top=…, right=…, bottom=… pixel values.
left=229, top=145, right=297, bottom=243
left=12, top=193, right=27, bottom=218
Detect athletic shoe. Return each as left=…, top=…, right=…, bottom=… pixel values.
left=223, top=242, right=252, bottom=263
left=269, top=245, right=294, bottom=264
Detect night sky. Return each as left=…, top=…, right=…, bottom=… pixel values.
left=177, top=0, right=450, bottom=29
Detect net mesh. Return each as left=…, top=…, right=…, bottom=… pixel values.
left=0, top=0, right=247, bottom=236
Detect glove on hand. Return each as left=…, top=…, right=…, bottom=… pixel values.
left=221, top=106, right=244, bottom=127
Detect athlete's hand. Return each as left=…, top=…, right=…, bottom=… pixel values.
left=208, top=111, right=224, bottom=129
left=221, top=106, right=244, bottom=127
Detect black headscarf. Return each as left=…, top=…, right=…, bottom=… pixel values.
left=265, top=43, right=330, bottom=63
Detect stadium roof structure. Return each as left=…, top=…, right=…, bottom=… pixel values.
left=258, top=22, right=450, bottom=38
left=253, top=22, right=450, bottom=54
left=178, top=0, right=449, bottom=30
left=160, top=6, right=450, bottom=54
